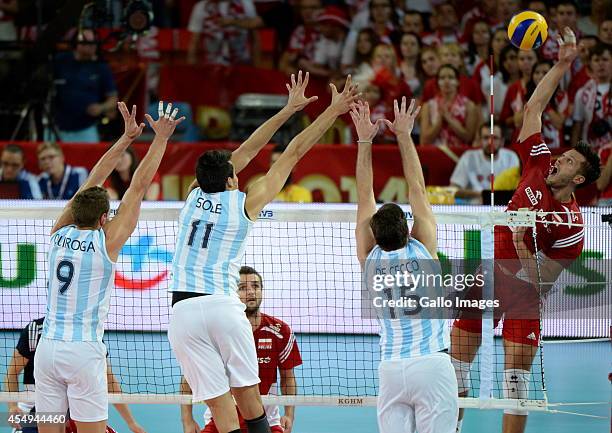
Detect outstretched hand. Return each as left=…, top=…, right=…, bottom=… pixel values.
left=382, top=97, right=421, bottom=138
left=349, top=100, right=384, bottom=142
left=144, top=101, right=186, bottom=140
left=286, top=70, right=318, bottom=112
left=557, top=26, right=578, bottom=65
left=119, top=102, right=145, bottom=140
left=329, top=74, right=360, bottom=115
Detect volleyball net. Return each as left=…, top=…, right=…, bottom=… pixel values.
left=0, top=202, right=610, bottom=412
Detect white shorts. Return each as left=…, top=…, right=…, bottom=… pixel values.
left=168, top=294, right=260, bottom=402
left=378, top=352, right=458, bottom=433
left=33, top=338, right=108, bottom=422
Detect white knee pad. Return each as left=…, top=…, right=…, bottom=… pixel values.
left=450, top=357, right=471, bottom=394
left=503, top=369, right=530, bottom=415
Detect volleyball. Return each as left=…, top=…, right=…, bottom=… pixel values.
left=507, top=11, right=548, bottom=50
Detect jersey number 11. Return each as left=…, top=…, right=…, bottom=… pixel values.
left=187, top=220, right=214, bottom=249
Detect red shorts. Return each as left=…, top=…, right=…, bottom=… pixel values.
left=201, top=420, right=284, bottom=433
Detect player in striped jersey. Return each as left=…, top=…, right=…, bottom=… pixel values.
left=34, top=101, right=184, bottom=433
left=352, top=98, right=458, bottom=433
left=168, top=71, right=358, bottom=433
left=450, top=28, right=601, bottom=433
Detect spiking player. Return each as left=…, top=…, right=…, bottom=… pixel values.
left=450, top=28, right=601, bottom=433
left=353, top=98, right=458, bottom=433
left=34, top=101, right=184, bottom=433
left=168, top=71, right=358, bottom=433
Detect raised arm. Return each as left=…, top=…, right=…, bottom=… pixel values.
left=104, top=103, right=185, bottom=260
left=245, top=75, right=359, bottom=218
left=384, top=98, right=437, bottom=256
left=518, top=27, right=577, bottom=142
left=51, top=102, right=145, bottom=234
left=350, top=101, right=383, bottom=265
left=231, top=71, right=318, bottom=174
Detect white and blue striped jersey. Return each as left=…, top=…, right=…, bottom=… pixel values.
left=43, top=225, right=115, bottom=342
left=364, top=238, right=449, bottom=361
left=171, top=188, right=253, bottom=296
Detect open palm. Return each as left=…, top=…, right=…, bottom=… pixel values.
left=119, top=102, right=145, bottom=140
left=286, top=70, right=318, bottom=112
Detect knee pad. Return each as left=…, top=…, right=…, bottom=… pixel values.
left=450, top=357, right=471, bottom=394
left=503, top=368, right=530, bottom=415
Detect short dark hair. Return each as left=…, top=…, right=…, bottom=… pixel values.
left=573, top=141, right=601, bottom=188
left=370, top=203, right=409, bottom=251
left=588, top=42, right=612, bottom=60
left=239, top=266, right=263, bottom=285
left=71, top=186, right=110, bottom=227
left=196, top=150, right=234, bottom=193
left=2, top=144, right=24, bottom=156
left=555, top=0, right=577, bottom=11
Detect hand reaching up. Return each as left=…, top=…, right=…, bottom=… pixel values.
left=382, top=97, right=421, bottom=138
left=118, top=102, right=145, bottom=140
left=329, top=74, right=360, bottom=115
left=144, top=101, right=186, bottom=140
left=349, top=101, right=384, bottom=142
left=286, top=70, right=319, bottom=112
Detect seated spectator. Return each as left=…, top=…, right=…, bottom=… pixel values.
left=0, top=144, right=42, bottom=199
left=401, top=10, right=425, bottom=35
left=465, top=19, right=490, bottom=75
left=420, top=64, right=480, bottom=146
left=596, top=146, right=612, bottom=206
left=541, top=0, right=582, bottom=62
left=398, top=32, right=422, bottom=97
left=187, top=0, right=263, bottom=66
left=496, top=0, right=520, bottom=25
left=345, top=28, right=379, bottom=76
left=422, top=43, right=483, bottom=104
left=422, top=2, right=461, bottom=47
left=569, top=35, right=600, bottom=102
left=460, top=0, right=501, bottom=39
left=599, top=15, right=612, bottom=45
left=105, top=147, right=161, bottom=200
left=450, top=124, right=519, bottom=203
left=270, top=144, right=312, bottom=202
left=500, top=49, right=538, bottom=143
left=303, top=6, right=349, bottom=77
left=492, top=44, right=519, bottom=117
left=571, top=43, right=611, bottom=151
left=279, top=0, right=322, bottom=75
left=340, top=0, right=399, bottom=70
left=418, top=46, right=441, bottom=83
left=53, top=29, right=118, bottom=143
left=472, top=28, right=510, bottom=116
left=37, top=142, right=88, bottom=200
left=525, top=60, right=569, bottom=149
left=577, top=0, right=607, bottom=36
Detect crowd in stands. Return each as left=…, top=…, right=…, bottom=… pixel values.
left=0, top=0, right=610, bottom=204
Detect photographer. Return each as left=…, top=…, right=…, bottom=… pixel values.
left=53, top=28, right=118, bottom=143
left=571, top=43, right=611, bottom=150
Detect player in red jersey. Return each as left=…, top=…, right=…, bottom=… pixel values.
left=450, top=28, right=601, bottom=433
left=180, top=266, right=302, bottom=433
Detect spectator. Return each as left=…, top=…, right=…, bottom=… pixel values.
left=270, top=144, right=312, bottom=202
left=496, top=0, right=519, bottom=25
left=279, top=0, right=322, bottom=75
left=398, top=32, right=422, bottom=96
left=422, top=2, right=461, bottom=47
left=37, top=142, right=88, bottom=200
left=596, top=146, right=612, bottom=206
left=359, top=81, right=391, bottom=142
left=500, top=49, right=538, bottom=142
left=599, top=16, right=612, bottom=45
left=493, top=44, right=519, bottom=117
left=541, top=0, right=582, bottom=61
left=571, top=43, right=612, bottom=150
left=472, top=28, right=509, bottom=112
left=0, top=144, right=42, bottom=199
left=420, top=64, right=480, bottom=146
left=306, top=6, right=350, bottom=77
left=422, top=43, right=483, bottom=104
left=460, top=0, right=501, bottom=37
left=53, top=29, right=118, bottom=143
left=577, top=0, right=609, bottom=36
left=187, top=0, right=263, bottom=66
left=568, top=35, right=600, bottom=102
left=418, top=46, right=441, bottom=82
left=465, top=19, right=491, bottom=75
left=450, top=123, right=519, bottom=203
left=105, top=147, right=162, bottom=201
left=340, top=0, right=399, bottom=70
left=525, top=60, right=569, bottom=149
left=401, top=9, right=425, bottom=35
left=346, top=28, right=379, bottom=76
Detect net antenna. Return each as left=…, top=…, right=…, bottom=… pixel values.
left=489, top=54, right=495, bottom=208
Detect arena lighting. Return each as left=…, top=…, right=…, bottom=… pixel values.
left=123, top=0, right=153, bottom=34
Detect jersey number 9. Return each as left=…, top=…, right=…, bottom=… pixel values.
left=56, top=260, right=74, bottom=294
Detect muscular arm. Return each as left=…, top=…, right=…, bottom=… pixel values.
left=280, top=368, right=297, bottom=428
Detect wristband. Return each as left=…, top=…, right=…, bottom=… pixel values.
left=357, top=140, right=372, bottom=144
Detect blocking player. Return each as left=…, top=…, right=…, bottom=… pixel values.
left=450, top=28, right=601, bottom=433
left=33, top=101, right=184, bottom=433
left=353, top=98, right=458, bottom=433
left=4, top=317, right=145, bottom=433
left=168, top=72, right=358, bottom=433
left=180, top=266, right=302, bottom=433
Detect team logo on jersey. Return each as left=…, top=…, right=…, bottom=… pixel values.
left=115, top=235, right=173, bottom=290
left=258, top=338, right=273, bottom=350
left=525, top=187, right=542, bottom=206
